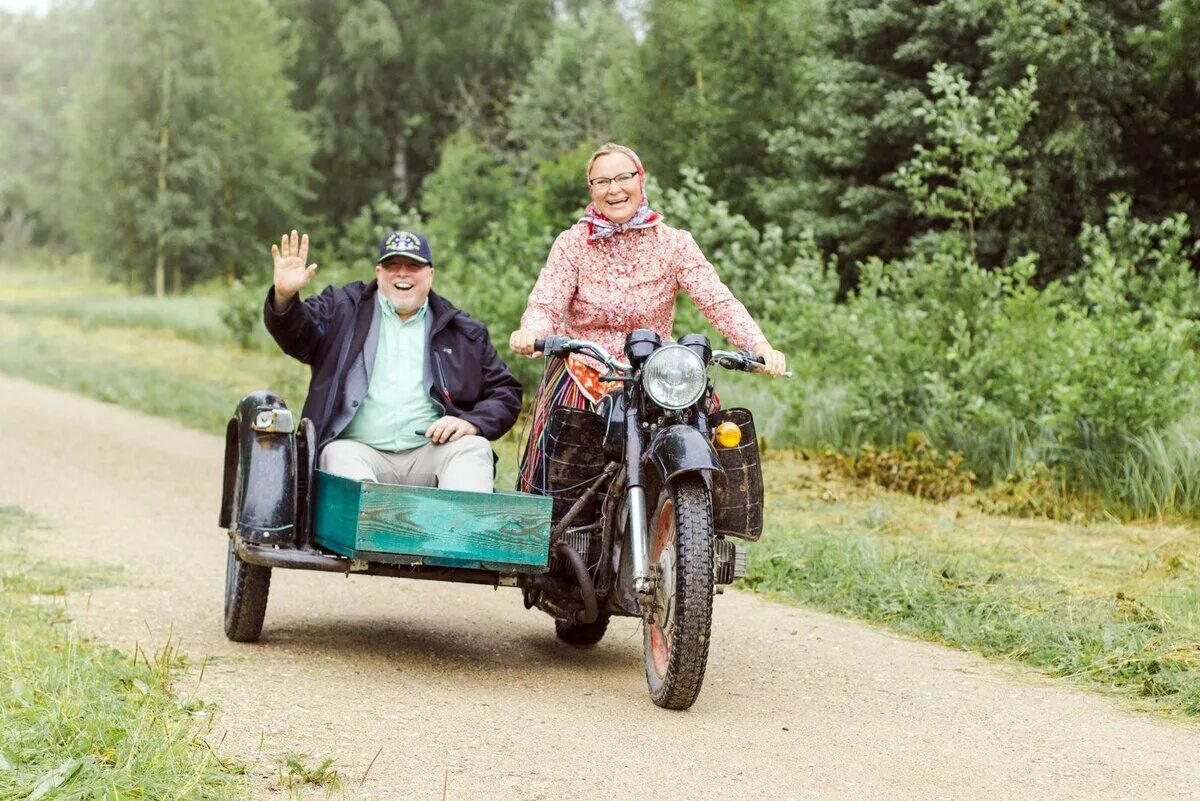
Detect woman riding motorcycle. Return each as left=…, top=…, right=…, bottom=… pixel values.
left=508, top=142, right=786, bottom=492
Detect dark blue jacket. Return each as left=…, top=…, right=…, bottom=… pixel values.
left=264, top=282, right=522, bottom=447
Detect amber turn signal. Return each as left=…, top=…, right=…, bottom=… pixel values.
left=713, top=421, right=742, bottom=449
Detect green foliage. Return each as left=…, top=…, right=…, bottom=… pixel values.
left=276, top=753, right=342, bottom=792
left=893, top=63, right=1038, bottom=259
left=764, top=0, right=1200, bottom=280
left=506, top=3, right=637, bottom=160
left=629, top=0, right=824, bottom=225
left=65, top=0, right=315, bottom=294
left=0, top=5, right=93, bottom=251
left=274, top=0, right=554, bottom=222
left=218, top=279, right=268, bottom=350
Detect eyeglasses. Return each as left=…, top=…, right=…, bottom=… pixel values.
left=588, top=171, right=639, bottom=191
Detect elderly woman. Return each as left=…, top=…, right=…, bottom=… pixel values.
left=509, top=142, right=786, bottom=491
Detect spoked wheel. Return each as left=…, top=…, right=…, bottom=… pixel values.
left=224, top=535, right=271, bottom=642
left=555, top=614, right=611, bottom=646
left=644, top=476, right=714, bottom=710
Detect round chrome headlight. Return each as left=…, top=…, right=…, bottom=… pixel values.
left=642, top=345, right=707, bottom=409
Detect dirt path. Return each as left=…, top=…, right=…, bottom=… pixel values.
left=1, top=374, right=1197, bottom=800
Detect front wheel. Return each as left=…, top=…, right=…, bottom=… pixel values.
left=224, top=536, right=271, bottom=642
left=644, top=476, right=714, bottom=710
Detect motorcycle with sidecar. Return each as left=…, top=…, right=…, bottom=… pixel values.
left=219, top=328, right=779, bottom=709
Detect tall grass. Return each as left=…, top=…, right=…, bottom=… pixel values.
left=0, top=506, right=249, bottom=799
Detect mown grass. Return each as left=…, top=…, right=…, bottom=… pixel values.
left=0, top=506, right=250, bottom=799
left=745, top=452, right=1200, bottom=715
left=3, top=267, right=1199, bottom=717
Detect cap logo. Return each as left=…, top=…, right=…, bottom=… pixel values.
left=385, top=231, right=421, bottom=252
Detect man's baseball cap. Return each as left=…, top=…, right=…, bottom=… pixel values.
left=377, top=229, right=433, bottom=267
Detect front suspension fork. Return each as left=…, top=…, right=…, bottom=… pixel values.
left=624, top=404, right=653, bottom=595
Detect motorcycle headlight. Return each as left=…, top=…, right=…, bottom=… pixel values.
left=642, top=345, right=707, bottom=410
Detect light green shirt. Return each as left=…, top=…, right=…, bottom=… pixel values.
left=341, top=295, right=441, bottom=451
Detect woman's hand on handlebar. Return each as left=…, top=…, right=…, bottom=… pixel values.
left=509, top=329, right=542, bottom=357
left=751, top=338, right=787, bottom=377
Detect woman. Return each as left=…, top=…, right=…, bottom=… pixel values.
left=509, top=142, right=786, bottom=492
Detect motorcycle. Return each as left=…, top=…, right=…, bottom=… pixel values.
left=523, top=329, right=784, bottom=709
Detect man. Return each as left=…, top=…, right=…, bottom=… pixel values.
left=265, top=228, right=521, bottom=492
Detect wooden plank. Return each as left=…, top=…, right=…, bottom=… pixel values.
left=312, top=471, right=552, bottom=573
left=357, top=482, right=550, bottom=571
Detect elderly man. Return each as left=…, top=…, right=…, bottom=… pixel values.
left=264, top=228, right=521, bottom=492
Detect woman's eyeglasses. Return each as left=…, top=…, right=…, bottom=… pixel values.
left=588, top=171, right=639, bottom=190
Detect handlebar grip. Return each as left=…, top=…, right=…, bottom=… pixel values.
left=738, top=350, right=766, bottom=370
left=536, top=335, right=570, bottom=357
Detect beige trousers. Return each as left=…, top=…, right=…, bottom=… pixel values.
left=318, top=436, right=494, bottom=493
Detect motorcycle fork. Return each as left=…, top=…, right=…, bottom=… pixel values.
left=623, top=402, right=654, bottom=597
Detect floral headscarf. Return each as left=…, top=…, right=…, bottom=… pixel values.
left=580, top=145, right=662, bottom=243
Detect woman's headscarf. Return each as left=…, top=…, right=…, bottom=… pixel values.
left=580, top=145, right=662, bottom=243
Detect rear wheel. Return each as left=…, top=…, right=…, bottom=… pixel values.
left=224, top=536, right=271, bottom=642
left=644, top=476, right=714, bottom=710
left=555, top=614, right=611, bottom=646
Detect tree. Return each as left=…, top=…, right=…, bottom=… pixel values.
left=893, top=63, right=1038, bottom=262
left=0, top=2, right=94, bottom=250
left=626, top=0, right=823, bottom=226
left=762, top=0, right=1190, bottom=283
left=65, top=0, right=314, bottom=294
left=272, top=0, right=554, bottom=228
left=506, top=2, right=637, bottom=161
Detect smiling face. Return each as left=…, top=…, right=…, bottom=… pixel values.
left=588, top=151, right=643, bottom=225
left=375, top=256, right=433, bottom=320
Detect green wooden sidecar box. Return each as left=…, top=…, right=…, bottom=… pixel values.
left=312, top=470, right=551, bottom=572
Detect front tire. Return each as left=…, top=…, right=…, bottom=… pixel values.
left=224, top=536, right=271, bottom=642
left=555, top=614, right=611, bottom=646
left=644, top=476, right=714, bottom=710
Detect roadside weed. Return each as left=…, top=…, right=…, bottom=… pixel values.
left=0, top=507, right=249, bottom=799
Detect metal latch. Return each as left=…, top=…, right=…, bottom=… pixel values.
left=252, top=407, right=295, bottom=433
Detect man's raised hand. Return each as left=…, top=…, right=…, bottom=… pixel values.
left=271, top=230, right=317, bottom=311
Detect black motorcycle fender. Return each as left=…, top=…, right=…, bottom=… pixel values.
left=218, top=391, right=298, bottom=547
left=643, top=424, right=723, bottom=491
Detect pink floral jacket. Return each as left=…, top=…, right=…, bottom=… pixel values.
left=520, top=222, right=764, bottom=368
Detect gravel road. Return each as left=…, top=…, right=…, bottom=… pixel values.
left=2, top=375, right=1197, bottom=800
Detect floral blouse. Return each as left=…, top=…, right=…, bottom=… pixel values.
left=520, top=222, right=764, bottom=371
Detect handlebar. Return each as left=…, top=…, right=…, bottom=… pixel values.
left=533, top=338, right=792, bottom=379
left=534, top=336, right=632, bottom=373
left=712, top=349, right=794, bottom=379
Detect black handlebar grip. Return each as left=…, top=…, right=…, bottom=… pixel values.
left=738, top=350, right=766, bottom=369
left=534, top=338, right=546, bottom=353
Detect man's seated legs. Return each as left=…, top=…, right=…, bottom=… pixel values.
left=318, top=439, right=437, bottom=486
left=318, top=436, right=493, bottom=492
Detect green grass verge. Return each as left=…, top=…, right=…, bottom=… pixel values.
left=746, top=453, right=1200, bottom=715
left=0, top=506, right=249, bottom=799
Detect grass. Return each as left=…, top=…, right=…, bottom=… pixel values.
left=0, top=506, right=250, bottom=799
left=745, top=452, right=1200, bottom=715
left=3, top=264, right=1199, bottom=718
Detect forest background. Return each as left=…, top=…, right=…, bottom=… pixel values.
left=3, top=0, right=1200, bottom=518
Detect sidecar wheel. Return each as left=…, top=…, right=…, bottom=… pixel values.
left=644, top=476, right=714, bottom=710
left=224, top=536, right=271, bottom=642
left=555, top=614, right=611, bottom=646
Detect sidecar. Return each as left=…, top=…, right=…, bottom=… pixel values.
left=217, top=390, right=553, bottom=642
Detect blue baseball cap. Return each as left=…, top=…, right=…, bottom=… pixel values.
left=377, top=229, right=433, bottom=267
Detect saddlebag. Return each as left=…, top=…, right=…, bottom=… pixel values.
left=543, top=407, right=608, bottom=527
left=711, top=408, right=764, bottom=541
